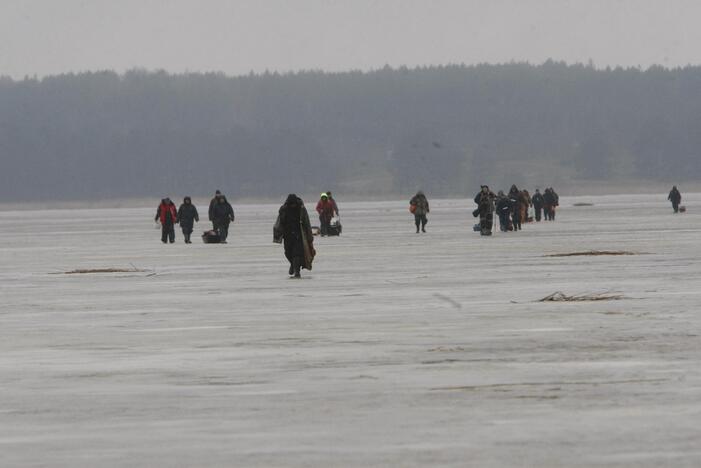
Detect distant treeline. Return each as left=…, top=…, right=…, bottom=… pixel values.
left=1, top=62, right=700, bottom=201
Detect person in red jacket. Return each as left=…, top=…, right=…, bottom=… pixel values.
left=316, top=193, right=335, bottom=236
left=154, top=197, right=178, bottom=243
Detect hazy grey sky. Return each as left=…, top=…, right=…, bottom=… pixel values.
left=1, top=0, right=699, bottom=78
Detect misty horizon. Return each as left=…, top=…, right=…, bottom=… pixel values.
left=3, top=58, right=700, bottom=82
left=2, top=0, right=701, bottom=79
left=2, top=62, right=700, bottom=202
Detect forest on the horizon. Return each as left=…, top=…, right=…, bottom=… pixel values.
left=1, top=61, right=699, bottom=201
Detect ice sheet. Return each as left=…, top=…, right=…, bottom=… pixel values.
left=1, top=194, right=700, bottom=467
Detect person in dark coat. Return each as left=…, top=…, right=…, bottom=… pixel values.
left=474, top=185, right=496, bottom=236
left=155, top=197, right=178, bottom=244
left=274, top=194, right=314, bottom=278
left=548, top=187, right=560, bottom=220
left=508, top=185, right=522, bottom=231
left=212, top=196, right=234, bottom=243
left=668, top=186, right=682, bottom=213
left=410, top=191, right=430, bottom=233
left=495, top=191, right=512, bottom=232
left=543, top=188, right=555, bottom=221
left=531, top=189, right=544, bottom=222
left=316, top=193, right=335, bottom=236
left=208, top=190, right=222, bottom=229
left=177, top=196, right=199, bottom=244
left=326, top=191, right=340, bottom=216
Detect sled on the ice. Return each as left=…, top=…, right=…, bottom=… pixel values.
left=202, top=230, right=221, bottom=243
left=680, top=206, right=687, bottom=213
left=326, top=218, right=342, bottom=236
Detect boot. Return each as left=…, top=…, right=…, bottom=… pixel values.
left=289, top=263, right=294, bottom=275
left=293, top=258, right=302, bottom=278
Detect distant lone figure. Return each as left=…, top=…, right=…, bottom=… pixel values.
left=410, top=191, right=430, bottom=233
left=274, top=194, right=315, bottom=278
left=155, top=197, right=178, bottom=244
left=177, top=196, right=199, bottom=244
left=668, top=186, right=682, bottom=213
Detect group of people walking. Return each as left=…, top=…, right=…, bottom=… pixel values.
left=476, top=185, right=559, bottom=236
left=408, top=186, right=560, bottom=237
left=154, top=190, right=234, bottom=244
left=154, top=191, right=338, bottom=279
left=155, top=185, right=683, bottom=278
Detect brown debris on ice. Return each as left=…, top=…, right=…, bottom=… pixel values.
left=545, top=250, right=639, bottom=257
left=62, top=267, right=147, bottom=274
left=539, top=291, right=625, bottom=302
left=54, top=264, right=153, bottom=275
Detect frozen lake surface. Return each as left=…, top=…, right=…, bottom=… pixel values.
left=1, top=194, right=700, bottom=467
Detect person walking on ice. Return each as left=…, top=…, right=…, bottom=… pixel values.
left=531, top=189, right=544, bottom=222
left=326, top=191, right=340, bottom=217
left=316, top=193, right=336, bottom=236
left=208, top=190, right=222, bottom=229
left=474, top=185, right=496, bottom=236
left=274, top=194, right=315, bottom=278
left=495, top=190, right=512, bottom=231
left=508, top=185, right=523, bottom=231
left=212, top=195, right=234, bottom=243
left=668, top=186, right=682, bottom=213
left=410, top=191, right=430, bottom=233
left=155, top=197, right=178, bottom=244
left=177, top=196, right=199, bottom=244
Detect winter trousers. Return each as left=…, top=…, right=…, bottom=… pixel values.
left=498, top=212, right=511, bottom=231
left=161, top=223, right=175, bottom=243
left=216, top=221, right=230, bottom=242
left=534, top=206, right=542, bottom=222
left=181, top=227, right=193, bottom=243
left=672, top=202, right=679, bottom=213
left=284, top=234, right=304, bottom=277
left=480, top=212, right=493, bottom=235
left=544, top=206, right=553, bottom=221
left=512, top=211, right=521, bottom=231
left=320, top=217, right=332, bottom=236
left=414, top=214, right=427, bottom=232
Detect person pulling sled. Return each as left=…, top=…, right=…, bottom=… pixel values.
left=211, top=195, right=235, bottom=243
left=316, top=193, right=336, bottom=236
